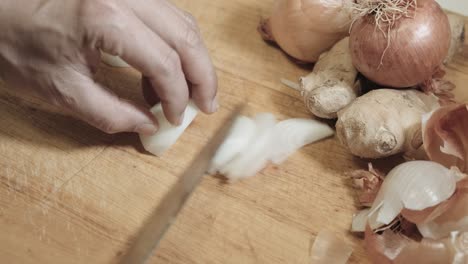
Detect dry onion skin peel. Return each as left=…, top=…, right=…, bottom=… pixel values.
left=336, top=89, right=439, bottom=159
left=365, top=226, right=468, bottom=264
left=259, top=0, right=353, bottom=62
left=101, top=52, right=131, bottom=68
left=423, top=104, right=468, bottom=173
left=417, top=178, right=468, bottom=240
left=349, top=0, right=451, bottom=88
left=299, top=37, right=359, bottom=119
left=139, top=102, right=198, bottom=156
left=210, top=114, right=334, bottom=181
left=366, top=161, right=458, bottom=230
left=310, top=231, right=353, bottom=264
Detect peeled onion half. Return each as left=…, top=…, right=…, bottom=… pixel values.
left=139, top=102, right=198, bottom=156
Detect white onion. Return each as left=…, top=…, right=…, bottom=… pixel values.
left=139, top=102, right=198, bottom=156
left=270, top=118, right=334, bottom=164
left=210, top=113, right=334, bottom=181
left=219, top=113, right=277, bottom=181
left=209, top=116, right=257, bottom=174
left=101, top=52, right=131, bottom=68
left=367, top=160, right=457, bottom=229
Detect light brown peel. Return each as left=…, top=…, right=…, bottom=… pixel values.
left=349, top=163, right=384, bottom=207
left=423, top=104, right=468, bottom=172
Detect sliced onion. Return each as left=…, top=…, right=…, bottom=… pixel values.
left=310, top=231, right=353, bottom=264
left=423, top=104, right=468, bottom=172
left=209, top=116, right=257, bottom=174
left=219, top=113, right=277, bottom=181
left=368, top=161, right=457, bottom=229
left=270, top=118, right=334, bottom=164
left=101, top=52, right=131, bottom=68
left=139, top=102, right=198, bottom=156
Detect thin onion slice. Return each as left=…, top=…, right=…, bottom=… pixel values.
left=423, top=104, right=468, bottom=172
left=213, top=114, right=334, bottom=181
left=139, top=102, right=198, bottom=156
left=209, top=116, right=257, bottom=174
left=219, top=113, right=277, bottom=181
left=310, top=231, right=353, bottom=264
left=368, top=161, right=457, bottom=229
left=270, top=118, right=334, bottom=164
left=101, top=52, right=131, bottom=68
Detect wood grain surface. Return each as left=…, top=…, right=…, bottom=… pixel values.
left=0, top=1, right=466, bottom=263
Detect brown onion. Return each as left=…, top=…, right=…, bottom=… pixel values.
left=349, top=0, right=450, bottom=87
left=259, top=0, right=353, bottom=62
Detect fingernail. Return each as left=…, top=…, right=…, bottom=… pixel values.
left=136, top=123, right=158, bottom=135
left=210, top=97, right=219, bottom=113
left=177, top=112, right=185, bottom=126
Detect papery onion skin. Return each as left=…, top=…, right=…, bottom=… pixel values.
left=365, top=225, right=468, bottom=264
left=263, top=0, right=353, bottom=62
left=349, top=0, right=450, bottom=87
left=417, top=178, right=468, bottom=239
left=423, top=104, right=468, bottom=172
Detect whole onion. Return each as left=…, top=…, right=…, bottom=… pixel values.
left=349, top=0, right=450, bottom=88
left=260, top=0, right=353, bottom=62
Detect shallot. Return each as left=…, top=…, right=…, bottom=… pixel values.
left=259, top=0, right=353, bottom=62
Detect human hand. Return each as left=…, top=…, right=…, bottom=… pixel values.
left=0, top=0, right=218, bottom=134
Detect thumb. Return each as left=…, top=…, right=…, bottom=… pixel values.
left=62, top=71, right=158, bottom=135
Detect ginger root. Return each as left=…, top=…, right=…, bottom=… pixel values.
left=336, top=89, right=439, bottom=159
left=299, top=37, right=359, bottom=119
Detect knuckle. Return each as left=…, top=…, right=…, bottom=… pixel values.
left=183, top=27, right=202, bottom=49
left=95, top=118, right=120, bottom=134
left=182, top=12, right=199, bottom=30
left=159, top=49, right=181, bottom=75
left=80, top=0, right=127, bottom=50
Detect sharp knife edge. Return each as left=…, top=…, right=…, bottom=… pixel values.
left=119, top=104, right=245, bottom=264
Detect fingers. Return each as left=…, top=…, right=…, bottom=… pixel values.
left=58, top=68, right=158, bottom=135
left=142, top=76, right=160, bottom=106
left=93, top=3, right=189, bottom=125
left=128, top=0, right=218, bottom=114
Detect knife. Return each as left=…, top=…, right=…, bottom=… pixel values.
left=120, top=105, right=245, bottom=264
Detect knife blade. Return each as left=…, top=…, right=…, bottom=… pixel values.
left=120, top=104, right=245, bottom=264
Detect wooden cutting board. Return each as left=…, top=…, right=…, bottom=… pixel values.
left=0, top=1, right=466, bottom=263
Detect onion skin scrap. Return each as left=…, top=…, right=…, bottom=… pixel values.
left=423, top=104, right=468, bottom=173
left=299, top=37, right=359, bottom=118
left=260, top=0, right=353, bottom=62
left=365, top=226, right=468, bottom=264
left=336, top=89, right=439, bottom=159
left=349, top=0, right=450, bottom=88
